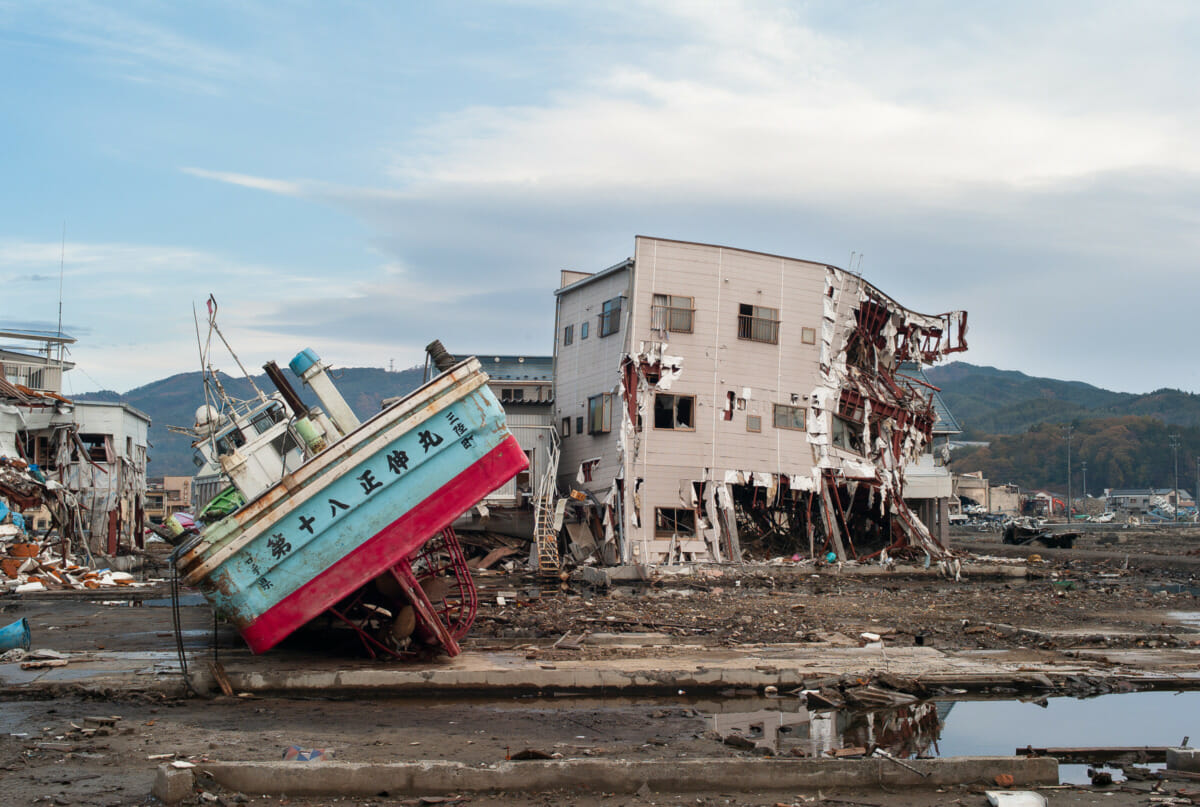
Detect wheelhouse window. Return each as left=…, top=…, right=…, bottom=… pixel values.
left=588, top=393, right=613, bottom=434
left=651, top=294, right=695, bottom=333
left=655, top=507, right=696, bottom=537
left=600, top=297, right=623, bottom=337
left=773, top=404, right=805, bottom=431
left=737, top=304, right=780, bottom=344
left=653, top=393, right=695, bottom=430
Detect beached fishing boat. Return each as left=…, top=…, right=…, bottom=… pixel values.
left=172, top=313, right=527, bottom=657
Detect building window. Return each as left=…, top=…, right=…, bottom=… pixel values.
left=737, top=304, right=780, bottom=344
left=746, top=414, right=762, bottom=433
left=563, top=324, right=574, bottom=346
left=653, top=394, right=695, bottom=430
left=832, top=415, right=865, bottom=454
left=576, top=416, right=583, bottom=434
left=600, top=297, right=622, bottom=337
left=561, top=417, right=570, bottom=437
left=581, top=321, right=589, bottom=339
left=773, top=404, right=805, bottom=431
left=801, top=326, right=817, bottom=345
left=588, top=394, right=613, bottom=434
left=655, top=507, right=696, bottom=537
left=651, top=294, right=694, bottom=333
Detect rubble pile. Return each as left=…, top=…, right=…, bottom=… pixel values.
left=0, top=531, right=144, bottom=593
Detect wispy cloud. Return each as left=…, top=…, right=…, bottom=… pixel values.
left=3, top=0, right=271, bottom=94
left=181, top=168, right=307, bottom=197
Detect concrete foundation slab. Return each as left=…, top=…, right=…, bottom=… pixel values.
left=195, top=756, right=1058, bottom=797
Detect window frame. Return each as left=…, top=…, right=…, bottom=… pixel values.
left=561, top=417, right=571, bottom=437
left=599, top=296, right=623, bottom=337
left=746, top=414, right=762, bottom=433
left=581, top=321, right=589, bottom=339
left=654, top=507, right=697, bottom=537
left=773, top=403, right=806, bottom=431
left=651, top=293, right=695, bottom=333
left=653, top=393, right=696, bottom=431
left=737, top=303, right=781, bottom=344
left=563, top=324, right=574, bottom=346
left=801, top=326, right=817, bottom=345
left=587, top=393, right=613, bottom=434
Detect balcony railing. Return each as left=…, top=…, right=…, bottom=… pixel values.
left=650, top=304, right=695, bottom=333
left=737, top=314, right=780, bottom=344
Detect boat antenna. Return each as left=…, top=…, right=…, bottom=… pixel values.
left=193, top=302, right=222, bottom=440
left=57, top=222, right=65, bottom=363
left=205, top=295, right=268, bottom=403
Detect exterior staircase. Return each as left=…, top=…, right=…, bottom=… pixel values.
left=533, top=431, right=562, bottom=578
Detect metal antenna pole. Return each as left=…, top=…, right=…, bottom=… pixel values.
left=1064, top=424, right=1075, bottom=522
left=57, top=222, right=66, bottom=363
left=1170, top=434, right=1181, bottom=521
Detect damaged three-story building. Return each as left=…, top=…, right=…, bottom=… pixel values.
left=553, top=237, right=967, bottom=566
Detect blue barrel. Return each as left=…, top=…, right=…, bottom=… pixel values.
left=0, top=617, right=31, bottom=652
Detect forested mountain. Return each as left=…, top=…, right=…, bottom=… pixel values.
left=77, top=365, right=425, bottom=476
left=926, top=363, right=1200, bottom=494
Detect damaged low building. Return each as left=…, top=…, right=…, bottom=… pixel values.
left=0, top=328, right=149, bottom=555
left=553, top=237, right=967, bottom=566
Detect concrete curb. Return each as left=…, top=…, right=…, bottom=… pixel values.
left=155, top=756, right=1058, bottom=802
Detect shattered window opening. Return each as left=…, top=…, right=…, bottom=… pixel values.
left=737, top=303, right=780, bottom=344
left=832, top=414, right=865, bottom=454
left=773, top=404, right=805, bottom=431
left=561, top=417, right=570, bottom=437
left=580, top=458, right=600, bottom=482
left=651, top=294, right=695, bottom=333
left=653, top=393, right=695, bottom=430
left=654, top=507, right=696, bottom=537
left=588, top=393, right=613, bottom=434
left=563, top=324, right=574, bottom=346
left=746, top=414, right=762, bottom=432
left=600, top=297, right=623, bottom=337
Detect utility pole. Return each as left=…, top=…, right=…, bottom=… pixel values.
left=1081, top=460, right=1087, bottom=501
left=1064, top=424, right=1075, bottom=522
left=1170, top=434, right=1181, bottom=521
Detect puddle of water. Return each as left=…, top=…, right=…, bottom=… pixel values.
left=704, top=691, right=1200, bottom=785
left=1170, top=612, right=1200, bottom=629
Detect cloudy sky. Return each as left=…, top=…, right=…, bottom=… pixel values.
left=2, top=1, right=1198, bottom=396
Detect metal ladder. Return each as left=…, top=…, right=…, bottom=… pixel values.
left=533, top=431, right=562, bottom=578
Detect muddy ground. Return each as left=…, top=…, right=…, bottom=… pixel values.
left=1, top=527, right=1198, bottom=806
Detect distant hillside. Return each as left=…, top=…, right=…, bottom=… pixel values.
left=77, top=365, right=425, bottom=475
left=926, top=362, right=1200, bottom=436
left=950, top=415, right=1200, bottom=495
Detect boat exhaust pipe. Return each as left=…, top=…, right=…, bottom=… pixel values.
left=288, top=348, right=361, bottom=438
left=426, top=340, right=457, bottom=374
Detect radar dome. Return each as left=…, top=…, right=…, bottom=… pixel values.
left=194, top=405, right=221, bottom=429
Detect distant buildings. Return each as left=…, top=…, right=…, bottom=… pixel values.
left=145, top=475, right=193, bottom=525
